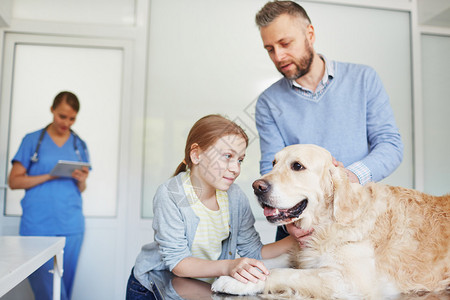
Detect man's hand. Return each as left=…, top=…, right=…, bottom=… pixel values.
left=285, top=223, right=314, bottom=247
left=344, top=169, right=359, bottom=183
left=332, top=157, right=344, bottom=168
left=332, top=157, right=359, bottom=183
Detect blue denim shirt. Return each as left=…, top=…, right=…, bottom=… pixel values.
left=133, top=173, right=263, bottom=290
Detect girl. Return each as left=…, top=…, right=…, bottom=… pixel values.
left=8, top=91, right=90, bottom=300
left=126, top=114, right=294, bottom=299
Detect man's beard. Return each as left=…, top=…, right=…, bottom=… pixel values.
left=278, top=39, right=314, bottom=80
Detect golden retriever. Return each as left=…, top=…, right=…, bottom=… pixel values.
left=212, top=144, right=450, bottom=299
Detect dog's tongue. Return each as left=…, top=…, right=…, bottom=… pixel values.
left=264, top=206, right=278, bottom=217
left=264, top=206, right=292, bottom=217
left=264, top=206, right=289, bottom=216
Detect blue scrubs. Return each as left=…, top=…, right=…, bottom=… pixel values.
left=12, top=128, right=90, bottom=300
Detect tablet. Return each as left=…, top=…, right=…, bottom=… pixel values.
left=50, top=160, right=91, bottom=177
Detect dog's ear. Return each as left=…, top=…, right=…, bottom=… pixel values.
left=329, top=166, right=365, bottom=225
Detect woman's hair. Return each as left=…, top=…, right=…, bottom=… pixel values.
left=52, top=91, right=80, bottom=112
left=255, top=0, right=311, bottom=29
left=173, top=114, right=249, bottom=176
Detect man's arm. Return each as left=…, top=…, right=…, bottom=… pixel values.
left=255, top=95, right=286, bottom=175
left=349, top=68, right=403, bottom=184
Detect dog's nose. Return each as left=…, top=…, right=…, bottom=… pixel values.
left=253, top=179, right=270, bottom=195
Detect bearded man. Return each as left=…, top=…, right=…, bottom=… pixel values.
left=254, top=1, right=404, bottom=241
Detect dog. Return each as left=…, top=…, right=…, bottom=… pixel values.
left=212, top=144, right=450, bottom=299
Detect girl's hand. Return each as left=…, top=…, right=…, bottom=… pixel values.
left=228, top=257, right=269, bottom=284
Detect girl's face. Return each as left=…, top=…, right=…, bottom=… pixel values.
left=51, top=101, right=77, bottom=136
left=193, top=134, right=247, bottom=192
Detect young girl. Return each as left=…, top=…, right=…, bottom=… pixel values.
left=126, top=114, right=294, bottom=299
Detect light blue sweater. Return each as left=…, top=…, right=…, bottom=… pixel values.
left=133, top=173, right=264, bottom=290
left=256, top=60, right=403, bottom=183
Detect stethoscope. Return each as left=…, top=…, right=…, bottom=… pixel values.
left=30, top=124, right=86, bottom=164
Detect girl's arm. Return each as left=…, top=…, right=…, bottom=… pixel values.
left=172, top=256, right=269, bottom=283
left=261, top=235, right=295, bottom=259
left=8, top=161, right=55, bottom=190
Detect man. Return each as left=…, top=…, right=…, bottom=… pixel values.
left=254, top=1, right=403, bottom=241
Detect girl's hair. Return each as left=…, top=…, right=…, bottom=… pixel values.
left=173, top=114, right=249, bottom=176
left=52, top=91, right=80, bottom=112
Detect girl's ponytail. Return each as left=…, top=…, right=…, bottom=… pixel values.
left=173, top=160, right=187, bottom=177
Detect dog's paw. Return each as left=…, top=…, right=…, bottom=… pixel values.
left=211, top=276, right=265, bottom=296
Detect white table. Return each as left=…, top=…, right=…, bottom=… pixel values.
left=0, top=236, right=65, bottom=300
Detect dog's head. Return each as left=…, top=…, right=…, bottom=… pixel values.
left=253, top=144, right=363, bottom=229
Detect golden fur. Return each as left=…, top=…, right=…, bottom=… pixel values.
left=212, top=144, right=450, bottom=299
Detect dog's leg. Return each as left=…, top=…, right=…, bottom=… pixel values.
left=211, top=253, right=291, bottom=296
left=211, top=275, right=265, bottom=295
left=262, top=267, right=354, bottom=299
left=261, top=253, right=291, bottom=269
left=212, top=267, right=347, bottom=297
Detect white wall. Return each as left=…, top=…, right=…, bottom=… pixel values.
left=421, top=34, right=450, bottom=195
left=0, top=1, right=449, bottom=300
left=0, top=0, right=12, bottom=27
left=142, top=0, right=414, bottom=221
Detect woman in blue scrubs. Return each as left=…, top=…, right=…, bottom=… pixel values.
left=8, top=91, right=90, bottom=300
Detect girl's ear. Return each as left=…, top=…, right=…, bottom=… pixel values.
left=189, top=143, right=200, bottom=165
